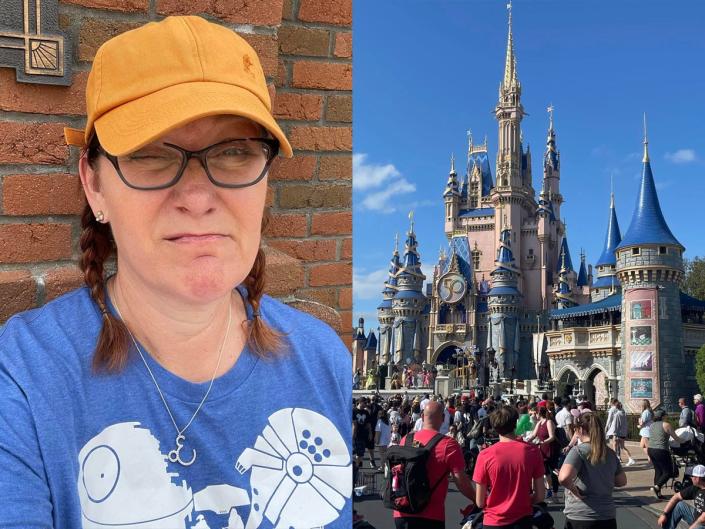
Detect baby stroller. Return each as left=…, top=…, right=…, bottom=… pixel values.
left=669, top=426, right=705, bottom=492
left=460, top=502, right=554, bottom=529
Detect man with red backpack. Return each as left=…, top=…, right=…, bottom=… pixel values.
left=386, top=400, right=475, bottom=528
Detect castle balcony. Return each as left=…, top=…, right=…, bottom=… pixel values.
left=545, top=324, right=621, bottom=357
left=434, top=323, right=472, bottom=340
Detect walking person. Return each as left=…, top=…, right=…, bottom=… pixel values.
left=558, top=413, right=627, bottom=529
left=648, top=409, right=686, bottom=498
left=473, top=405, right=546, bottom=529
left=638, top=399, right=654, bottom=461
left=695, top=395, right=705, bottom=433
left=375, top=408, right=392, bottom=472
left=392, top=401, right=475, bottom=529
left=611, top=401, right=635, bottom=466
left=526, top=405, right=560, bottom=502
left=657, top=464, right=705, bottom=529
left=680, top=397, right=696, bottom=428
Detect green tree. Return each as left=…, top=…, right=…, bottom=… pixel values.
left=696, top=344, right=705, bottom=394
left=684, top=257, right=705, bottom=300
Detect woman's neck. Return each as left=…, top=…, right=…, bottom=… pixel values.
left=108, top=272, right=249, bottom=383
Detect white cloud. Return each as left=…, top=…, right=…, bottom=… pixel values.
left=360, top=178, right=416, bottom=212
left=353, top=153, right=401, bottom=190
left=353, top=267, right=390, bottom=300
left=665, top=149, right=697, bottom=164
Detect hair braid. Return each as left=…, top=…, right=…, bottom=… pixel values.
left=79, top=203, right=131, bottom=373
left=243, top=247, right=283, bottom=356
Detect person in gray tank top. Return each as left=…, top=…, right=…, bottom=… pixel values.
left=648, top=409, right=685, bottom=498
left=558, top=412, right=627, bottom=529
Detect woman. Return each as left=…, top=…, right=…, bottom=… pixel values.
left=515, top=405, right=533, bottom=437
left=611, top=401, right=635, bottom=466
left=526, top=405, right=560, bottom=501
left=375, top=409, right=392, bottom=470
left=638, top=399, right=654, bottom=460
left=558, top=413, right=627, bottom=529
left=0, top=17, right=351, bottom=529
left=648, top=409, right=685, bottom=498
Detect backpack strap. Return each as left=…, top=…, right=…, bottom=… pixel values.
left=423, top=433, right=451, bottom=493
left=404, top=432, right=416, bottom=447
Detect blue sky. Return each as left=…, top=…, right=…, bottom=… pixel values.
left=353, top=0, right=705, bottom=333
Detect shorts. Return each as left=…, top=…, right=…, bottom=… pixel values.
left=365, top=438, right=375, bottom=450
left=353, top=437, right=366, bottom=457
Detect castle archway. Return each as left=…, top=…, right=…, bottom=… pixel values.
left=585, top=365, right=610, bottom=408
left=432, top=342, right=464, bottom=366
left=555, top=365, right=580, bottom=400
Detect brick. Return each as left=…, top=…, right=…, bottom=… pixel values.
left=309, top=262, right=351, bottom=287
left=241, top=34, right=279, bottom=78
left=0, top=70, right=86, bottom=115
left=319, top=156, right=352, bottom=180
left=266, top=186, right=274, bottom=207
left=299, top=0, right=352, bottom=26
left=263, top=245, right=304, bottom=297
left=286, top=299, right=341, bottom=333
left=279, top=27, right=330, bottom=57
left=339, top=287, right=351, bottom=309
left=311, top=211, right=351, bottom=235
left=334, top=32, right=352, bottom=58
left=0, top=270, right=37, bottom=322
left=78, top=19, right=142, bottom=62
left=0, top=224, right=72, bottom=263
left=156, top=0, right=284, bottom=26
left=264, top=213, right=308, bottom=237
left=44, top=267, right=85, bottom=301
left=269, top=156, right=316, bottom=181
left=3, top=174, right=85, bottom=216
left=296, top=287, right=337, bottom=307
left=292, top=61, right=351, bottom=90
left=341, top=237, right=352, bottom=259
left=0, top=122, right=69, bottom=165
left=326, top=95, right=351, bottom=122
left=339, top=309, right=352, bottom=339
left=60, top=0, right=148, bottom=11
left=269, top=239, right=336, bottom=261
left=289, top=126, right=352, bottom=151
left=276, top=59, right=288, bottom=87
left=273, top=93, right=322, bottom=121
left=279, top=184, right=351, bottom=209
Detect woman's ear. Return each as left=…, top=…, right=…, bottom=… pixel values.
left=79, top=151, right=108, bottom=220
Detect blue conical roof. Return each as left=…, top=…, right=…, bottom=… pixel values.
left=617, top=155, right=682, bottom=250
left=365, top=331, right=377, bottom=350
left=596, top=195, right=622, bottom=266
left=496, top=228, right=514, bottom=264
left=556, top=237, right=573, bottom=273
left=577, top=255, right=588, bottom=287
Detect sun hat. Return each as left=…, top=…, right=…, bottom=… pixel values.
left=64, top=16, right=292, bottom=158
left=692, top=465, right=705, bottom=478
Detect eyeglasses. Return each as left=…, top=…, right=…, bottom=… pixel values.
left=97, top=137, right=279, bottom=190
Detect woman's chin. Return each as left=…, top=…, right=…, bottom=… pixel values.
left=180, top=264, right=236, bottom=301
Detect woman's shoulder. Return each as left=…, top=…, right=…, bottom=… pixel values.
left=0, top=287, right=97, bottom=372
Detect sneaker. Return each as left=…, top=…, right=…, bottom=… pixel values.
left=369, top=460, right=377, bottom=469
left=626, top=458, right=636, bottom=467
left=651, top=486, right=663, bottom=499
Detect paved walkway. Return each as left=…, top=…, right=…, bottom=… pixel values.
left=353, top=440, right=688, bottom=528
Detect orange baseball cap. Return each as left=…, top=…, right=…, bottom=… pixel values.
left=64, top=16, right=292, bottom=157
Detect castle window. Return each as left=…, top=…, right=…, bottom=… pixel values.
left=471, top=248, right=481, bottom=270
left=527, top=248, right=534, bottom=260
left=632, top=247, right=640, bottom=256
left=470, top=182, right=479, bottom=208
left=659, top=246, right=667, bottom=255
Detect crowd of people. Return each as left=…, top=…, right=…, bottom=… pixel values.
left=352, top=390, right=705, bottom=529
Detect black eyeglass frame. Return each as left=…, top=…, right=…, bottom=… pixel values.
left=96, top=137, right=280, bottom=190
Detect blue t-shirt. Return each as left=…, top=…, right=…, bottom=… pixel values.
left=0, top=287, right=352, bottom=529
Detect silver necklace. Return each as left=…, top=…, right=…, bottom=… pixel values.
left=111, top=293, right=232, bottom=466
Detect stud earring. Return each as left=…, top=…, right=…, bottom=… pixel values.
left=95, top=210, right=106, bottom=223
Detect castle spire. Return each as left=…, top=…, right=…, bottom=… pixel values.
left=503, top=1, right=518, bottom=89
left=642, top=112, right=649, bottom=163
left=596, top=192, right=622, bottom=267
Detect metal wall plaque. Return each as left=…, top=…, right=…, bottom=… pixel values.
left=0, top=0, right=72, bottom=85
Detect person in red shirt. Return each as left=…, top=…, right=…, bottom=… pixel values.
left=473, top=405, right=545, bottom=529
left=393, top=400, right=475, bottom=528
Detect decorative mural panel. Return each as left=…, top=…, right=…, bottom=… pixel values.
left=625, top=288, right=659, bottom=412
left=0, top=0, right=71, bottom=85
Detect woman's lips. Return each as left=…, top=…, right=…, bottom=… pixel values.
left=166, top=234, right=227, bottom=243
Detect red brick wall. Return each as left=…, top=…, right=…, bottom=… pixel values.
left=0, top=0, right=352, bottom=343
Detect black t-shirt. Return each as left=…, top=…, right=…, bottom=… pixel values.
left=681, top=485, right=705, bottom=519
left=353, top=408, right=371, bottom=440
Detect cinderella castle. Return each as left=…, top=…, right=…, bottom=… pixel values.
left=353, top=5, right=705, bottom=411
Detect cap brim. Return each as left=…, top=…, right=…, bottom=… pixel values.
left=93, top=81, right=292, bottom=157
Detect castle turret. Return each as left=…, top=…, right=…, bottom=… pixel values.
left=378, top=235, right=401, bottom=364
left=392, top=212, right=427, bottom=364
left=615, top=119, right=687, bottom=412
left=487, top=217, right=522, bottom=384
left=554, top=249, right=577, bottom=310
left=352, top=317, right=367, bottom=372
left=592, top=193, right=622, bottom=301
left=444, top=154, right=460, bottom=235
left=542, top=104, right=562, bottom=220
